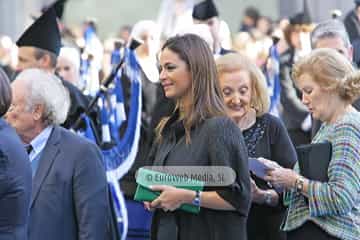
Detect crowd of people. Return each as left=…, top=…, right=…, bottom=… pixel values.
left=1, top=0, right=360, bottom=240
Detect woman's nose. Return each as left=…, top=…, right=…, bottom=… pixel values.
left=302, top=93, right=309, bottom=105
left=159, top=69, right=166, bottom=80
left=230, top=94, right=242, bottom=105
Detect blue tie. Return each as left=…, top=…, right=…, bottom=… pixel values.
left=30, top=155, right=41, bottom=178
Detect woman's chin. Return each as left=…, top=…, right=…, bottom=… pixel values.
left=164, top=91, right=174, bottom=99
left=311, top=112, right=319, bottom=120
left=229, top=112, right=246, bottom=123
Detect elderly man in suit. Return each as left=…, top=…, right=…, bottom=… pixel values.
left=0, top=68, right=32, bottom=240
left=5, top=68, right=109, bottom=240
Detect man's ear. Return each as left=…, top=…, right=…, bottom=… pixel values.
left=32, top=104, right=44, bottom=121
left=38, top=54, right=52, bottom=69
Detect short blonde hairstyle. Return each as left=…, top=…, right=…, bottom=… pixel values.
left=216, top=53, right=270, bottom=116
left=292, top=48, right=360, bottom=103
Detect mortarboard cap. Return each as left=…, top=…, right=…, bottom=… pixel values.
left=290, top=0, right=312, bottom=25
left=192, top=0, right=219, bottom=21
left=289, top=12, right=310, bottom=25
left=53, top=0, right=67, bottom=19
left=16, top=7, right=61, bottom=56
left=41, top=0, right=68, bottom=19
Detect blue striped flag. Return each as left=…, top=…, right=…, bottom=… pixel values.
left=76, top=113, right=97, bottom=144
left=108, top=70, right=126, bottom=143
left=102, top=47, right=142, bottom=177
left=75, top=45, right=142, bottom=239
left=265, top=42, right=281, bottom=117
left=79, top=55, right=90, bottom=92
left=111, top=48, right=122, bottom=68
left=99, top=47, right=142, bottom=240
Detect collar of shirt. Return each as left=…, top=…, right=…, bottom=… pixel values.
left=28, top=125, right=54, bottom=162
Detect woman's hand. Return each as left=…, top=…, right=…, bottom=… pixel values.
left=250, top=178, right=264, bottom=204
left=257, top=157, right=281, bottom=169
left=264, top=166, right=299, bottom=190
left=144, top=201, right=156, bottom=211
left=251, top=178, right=280, bottom=206
left=149, top=185, right=195, bottom=212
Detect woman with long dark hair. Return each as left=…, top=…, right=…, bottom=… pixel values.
left=146, top=34, right=251, bottom=240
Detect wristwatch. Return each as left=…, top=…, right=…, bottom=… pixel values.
left=264, top=191, right=273, bottom=205
left=192, top=190, right=201, bottom=207
left=295, top=176, right=305, bottom=193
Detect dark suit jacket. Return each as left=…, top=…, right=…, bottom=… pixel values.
left=344, top=10, right=360, bottom=43
left=0, top=118, right=32, bottom=240
left=28, top=126, right=109, bottom=240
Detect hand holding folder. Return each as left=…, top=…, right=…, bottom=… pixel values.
left=134, top=168, right=204, bottom=214
left=249, top=157, right=279, bottom=179
left=249, top=157, right=286, bottom=192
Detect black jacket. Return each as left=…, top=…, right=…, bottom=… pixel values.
left=150, top=114, right=251, bottom=240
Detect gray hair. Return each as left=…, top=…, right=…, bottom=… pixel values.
left=310, top=19, right=351, bottom=49
left=16, top=68, right=70, bottom=125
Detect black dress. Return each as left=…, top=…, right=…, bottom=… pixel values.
left=150, top=113, right=251, bottom=240
left=244, top=113, right=297, bottom=240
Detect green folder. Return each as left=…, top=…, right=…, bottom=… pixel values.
left=134, top=168, right=204, bottom=214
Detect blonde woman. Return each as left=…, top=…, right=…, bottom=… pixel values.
left=265, top=48, right=360, bottom=240
left=217, top=53, right=297, bottom=240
